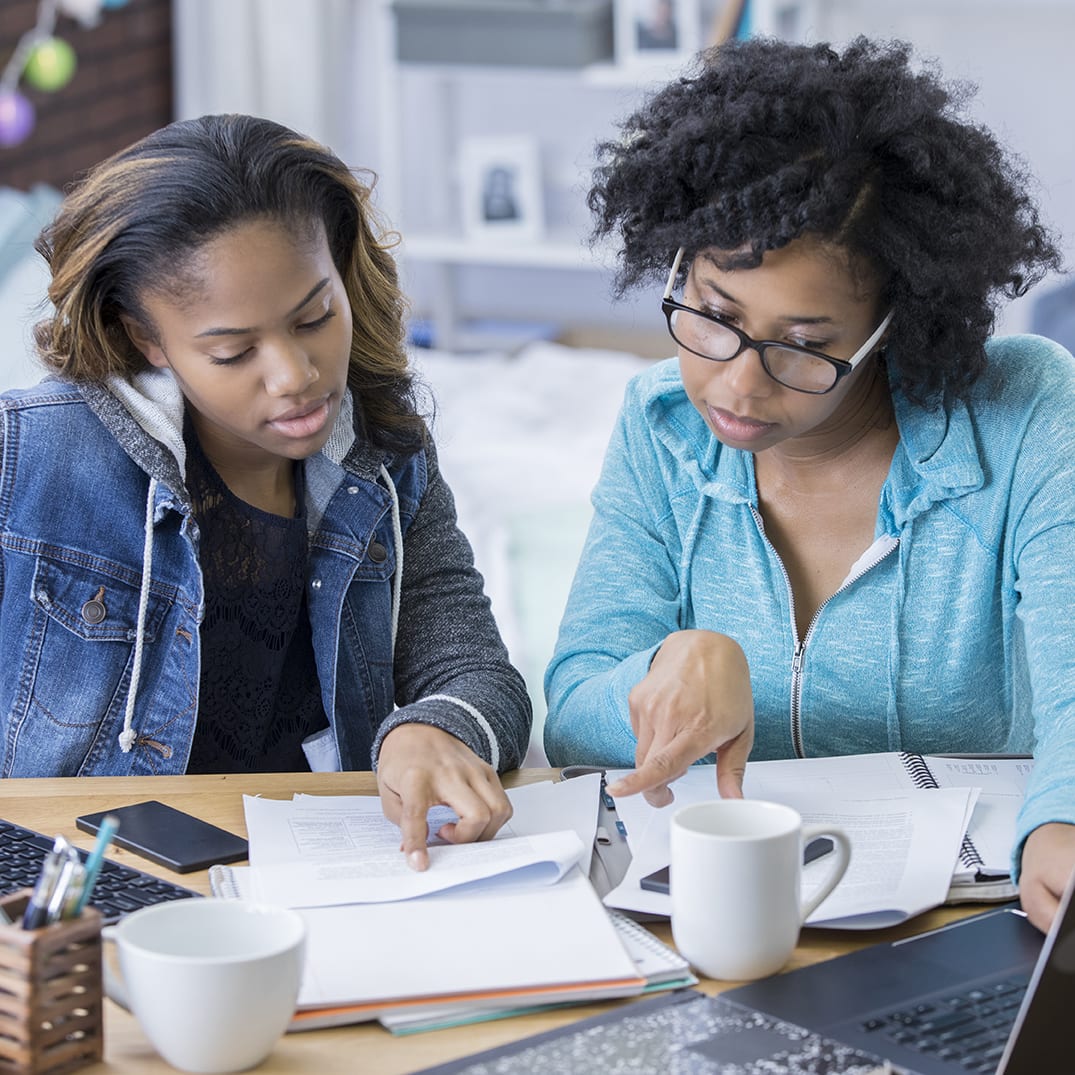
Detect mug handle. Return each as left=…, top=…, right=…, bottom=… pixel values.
left=798, top=825, right=851, bottom=923
left=101, top=925, right=132, bottom=1012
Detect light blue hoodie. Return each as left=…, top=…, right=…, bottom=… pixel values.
left=545, top=335, right=1075, bottom=878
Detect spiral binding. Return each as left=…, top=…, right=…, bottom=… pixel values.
left=899, top=753, right=984, bottom=871
left=899, top=752, right=940, bottom=789
left=207, top=863, right=243, bottom=899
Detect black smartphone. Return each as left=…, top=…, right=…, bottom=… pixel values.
left=640, top=836, right=836, bottom=895
left=75, top=800, right=249, bottom=874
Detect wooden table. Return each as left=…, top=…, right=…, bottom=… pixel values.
left=0, top=771, right=976, bottom=1074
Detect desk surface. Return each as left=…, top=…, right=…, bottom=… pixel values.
left=0, top=770, right=975, bottom=1074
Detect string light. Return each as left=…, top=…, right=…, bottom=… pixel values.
left=0, top=0, right=130, bottom=147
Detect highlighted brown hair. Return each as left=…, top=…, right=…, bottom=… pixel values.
left=34, top=113, right=424, bottom=449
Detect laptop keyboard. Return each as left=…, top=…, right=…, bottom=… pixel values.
left=0, top=816, right=200, bottom=923
left=859, top=976, right=1027, bottom=1072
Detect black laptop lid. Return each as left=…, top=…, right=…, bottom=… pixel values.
left=997, top=867, right=1075, bottom=1074
left=726, top=904, right=1041, bottom=1035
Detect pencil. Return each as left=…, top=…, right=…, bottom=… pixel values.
left=74, top=814, right=119, bottom=915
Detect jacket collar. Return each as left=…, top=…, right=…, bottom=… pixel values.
left=83, top=367, right=376, bottom=490
left=640, top=357, right=985, bottom=521
left=884, top=378, right=985, bottom=528
left=643, top=359, right=757, bottom=506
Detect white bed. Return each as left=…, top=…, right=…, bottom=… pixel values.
left=413, top=342, right=652, bottom=764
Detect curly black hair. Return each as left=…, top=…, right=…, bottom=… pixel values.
left=589, top=36, right=1062, bottom=403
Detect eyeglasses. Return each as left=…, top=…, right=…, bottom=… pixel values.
left=661, top=248, right=893, bottom=394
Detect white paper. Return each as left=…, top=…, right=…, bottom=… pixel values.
left=241, top=774, right=600, bottom=907
left=601, top=766, right=975, bottom=929
left=921, top=756, right=1031, bottom=875
left=787, top=787, right=972, bottom=929
left=289, top=868, right=642, bottom=1017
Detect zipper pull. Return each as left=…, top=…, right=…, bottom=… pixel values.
left=792, top=642, right=805, bottom=677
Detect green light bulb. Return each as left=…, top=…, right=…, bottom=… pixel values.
left=23, top=38, right=77, bottom=92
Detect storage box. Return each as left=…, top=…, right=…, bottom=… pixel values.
left=0, top=892, right=103, bottom=1075
left=393, top=0, right=614, bottom=67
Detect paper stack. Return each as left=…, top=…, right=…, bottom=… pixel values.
left=210, top=775, right=693, bottom=1031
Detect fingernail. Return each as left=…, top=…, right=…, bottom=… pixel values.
left=605, top=781, right=625, bottom=796
left=407, top=850, right=427, bottom=872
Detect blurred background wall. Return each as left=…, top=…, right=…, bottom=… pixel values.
left=4, top=0, right=1072, bottom=348
left=2, top=0, right=1073, bottom=762
left=0, top=0, right=172, bottom=190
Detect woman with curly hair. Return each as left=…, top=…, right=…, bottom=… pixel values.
left=544, top=36, right=1074, bottom=928
left=0, top=114, right=531, bottom=869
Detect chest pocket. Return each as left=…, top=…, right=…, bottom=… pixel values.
left=7, top=556, right=174, bottom=774
left=32, top=556, right=169, bottom=643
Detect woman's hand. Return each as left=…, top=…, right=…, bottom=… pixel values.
left=376, top=723, right=512, bottom=872
left=606, top=629, right=754, bottom=807
left=1020, top=822, right=1075, bottom=932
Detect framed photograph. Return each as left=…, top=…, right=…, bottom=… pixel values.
left=458, top=136, right=544, bottom=242
left=615, top=0, right=702, bottom=68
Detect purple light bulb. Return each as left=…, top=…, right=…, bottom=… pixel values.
left=0, top=90, right=35, bottom=147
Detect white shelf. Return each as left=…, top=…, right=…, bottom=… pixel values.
left=400, top=233, right=615, bottom=271
left=581, top=58, right=695, bottom=88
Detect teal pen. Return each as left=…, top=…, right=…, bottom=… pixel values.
left=74, top=814, right=119, bottom=915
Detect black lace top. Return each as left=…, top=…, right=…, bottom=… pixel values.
left=184, top=419, right=329, bottom=773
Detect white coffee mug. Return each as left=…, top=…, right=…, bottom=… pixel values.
left=103, top=899, right=306, bottom=1074
left=670, top=799, right=850, bottom=981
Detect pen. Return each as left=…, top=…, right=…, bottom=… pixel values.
left=74, top=813, right=119, bottom=915
left=45, top=841, right=83, bottom=925
left=22, top=839, right=64, bottom=929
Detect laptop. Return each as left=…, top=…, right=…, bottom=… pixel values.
left=724, top=867, right=1075, bottom=1074
left=417, top=875, right=1071, bottom=1075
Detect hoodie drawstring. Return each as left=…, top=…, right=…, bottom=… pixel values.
left=118, top=477, right=157, bottom=753
left=119, top=466, right=400, bottom=755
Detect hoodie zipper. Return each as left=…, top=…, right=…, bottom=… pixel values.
left=749, top=506, right=899, bottom=757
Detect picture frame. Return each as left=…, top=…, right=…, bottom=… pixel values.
left=614, top=0, right=702, bottom=68
left=458, top=135, right=544, bottom=243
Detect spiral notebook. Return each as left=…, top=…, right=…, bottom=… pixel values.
left=743, top=752, right=1033, bottom=902
left=896, top=753, right=1032, bottom=900
left=594, top=752, right=1032, bottom=925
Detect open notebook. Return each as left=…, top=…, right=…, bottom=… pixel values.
left=894, top=753, right=1032, bottom=899
left=597, top=752, right=1033, bottom=924
left=743, top=752, right=1032, bottom=901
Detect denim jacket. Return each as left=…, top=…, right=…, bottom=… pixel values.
left=0, top=370, right=530, bottom=777
left=545, top=335, right=1075, bottom=877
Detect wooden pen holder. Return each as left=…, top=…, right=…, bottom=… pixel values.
left=0, top=890, right=103, bottom=1075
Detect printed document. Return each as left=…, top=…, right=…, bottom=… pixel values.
left=603, top=765, right=975, bottom=929
left=239, top=774, right=599, bottom=907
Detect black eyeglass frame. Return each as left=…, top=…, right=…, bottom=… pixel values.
left=661, top=247, right=894, bottom=395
